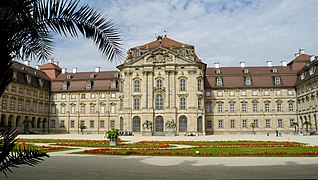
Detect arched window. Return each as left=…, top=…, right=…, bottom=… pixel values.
left=156, top=95, right=163, bottom=110
left=179, top=116, right=187, bottom=132
left=132, top=116, right=140, bottom=132
left=180, top=79, right=186, bottom=91
left=134, top=80, right=140, bottom=92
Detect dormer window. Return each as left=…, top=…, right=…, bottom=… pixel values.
left=244, top=76, right=252, bottom=86
left=272, top=68, right=277, bottom=74
left=300, top=72, right=306, bottom=80
left=62, top=81, right=68, bottom=90
left=26, top=75, right=31, bottom=84
left=309, top=66, right=316, bottom=76
left=216, top=77, right=223, bottom=86
left=86, top=80, right=92, bottom=89
left=113, top=73, right=119, bottom=78
left=243, top=69, right=249, bottom=74
left=216, top=69, right=221, bottom=74
left=89, top=74, right=95, bottom=79
left=39, top=79, right=43, bottom=88
left=67, top=75, right=72, bottom=79
left=110, top=81, right=117, bottom=89
left=12, top=71, right=17, bottom=80
left=274, top=76, right=281, bottom=85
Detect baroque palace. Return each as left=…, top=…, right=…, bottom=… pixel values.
left=0, top=36, right=318, bottom=135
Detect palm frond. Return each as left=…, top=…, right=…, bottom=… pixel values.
left=0, top=123, right=49, bottom=177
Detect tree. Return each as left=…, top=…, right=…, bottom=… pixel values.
left=0, top=0, right=123, bottom=98
left=292, top=122, right=298, bottom=134
left=250, top=123, right=255, bottom=134
left=0, top=123, right=49, bottom=177
left=79, top=124, right=87, bottom=135
left=303, top=121, right=311, bottom=133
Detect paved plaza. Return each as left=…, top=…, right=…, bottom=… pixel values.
left=8, top=133, right=318, bottom=179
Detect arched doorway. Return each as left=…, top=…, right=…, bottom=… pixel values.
left=179, top=116, right=187, bottom=132
left=32, top=117, right=36, bottom=128
left=197, top=116, right=203, bottom=133
left=37, top=117, right=41, bottom=128
left=15, top=115, right=20, bottom=128
left=23, top=116, right=31, bottom=131
left=1, top=114, right=6, bottom=125
left=155, top=116, right=164, bottom=133
left=132, top=116, right=140, bottom=132
left=9, top=115, right=14, bottom=128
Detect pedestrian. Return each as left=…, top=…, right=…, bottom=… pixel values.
left=275, top=130, right=278, bottom=137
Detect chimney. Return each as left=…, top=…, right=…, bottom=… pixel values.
left=35, top=65, right=40, bottom=70
left=24, top=60, right=30, bottom=66
left=95, top=66, right=100, bottom=73
left=310, top=55, right=315, bottom=61
left=48, top=59, right=54, bottom=63
left=281, top=60, right=287, bottom=67
left=294, top=53, right=300, bottom=58
left=214, top=62, right=219, bottom=69
left=240, top=61, right=245, bottom=68
left=73, top=68, right=77, bottom=73
left=266, top=60, right=272, bottom=67
left=299, top=49, right=305, bottom=55
left=62, top=68, right=67, bottom=74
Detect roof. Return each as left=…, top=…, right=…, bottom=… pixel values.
left=132, top=36, right=193, bottom=50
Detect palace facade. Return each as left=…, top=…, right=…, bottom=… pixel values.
left=1, top=36, right=317, bottom=135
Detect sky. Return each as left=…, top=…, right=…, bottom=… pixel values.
left=31, top=0, right=318, bottom=72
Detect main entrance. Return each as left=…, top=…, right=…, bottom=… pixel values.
left=154, top=116, right=164, bottom=135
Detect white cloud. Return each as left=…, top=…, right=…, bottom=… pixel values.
left=36, top=0, right=318, bottom=71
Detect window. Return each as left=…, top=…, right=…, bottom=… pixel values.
left=38, top=103, right=42, bottom=113
left=90, top=120, right=94, bottom=128
left=71, top=106, right=76, bottom=114
left=274, top=77, right=281, bottom=85
left=241, top=90, right=247, bottom=96
left=80, top=120, right=85, bottom=126
left=71, top=94, right=76, bottom=99
left=288, top=89, right=293, bottom=96
left=290, top=119, right=294, bottom=128
left=33, top=102, right=37, bottom=113
left=218, top=120, right=223, bottom=128
left=157, top=79, right=163, bottom=90
left=19, top=88, right=23, bottom=94
left=110, top=120, right=115, bottom=128
left=198, top=79, right=203, bottom=91
left=278, top=119, right=283, bottom=128
left=111, top=93, right=116, bottom=98
left=241, top=103, right=247, bottom=112
left=198, top=98, right=202, bottom=109
left=229, top=104, right=235, bottom=112
left=61, top=94, right=66, bottom=99
left=60, top=120, right=65, bottom=128
left=253, top=103, right=258, bottom=112
left=218, top=103, right=223, bottom=112
left=217, top=90, right=223, bottom=97
left=253, top=119, right=259, bottom=128
left=180, top=97, right=186, bottom=109
left=111, top=106, right=115, bottom=113
left=51, top=120, right=56, bottom=128
left=100, top=105, right=105, bottom=114
left=206, top=120, right=212, bottom=128
left=245, top=76, right=252, bottom=86
left=81, top=94, right=86, bottom=99
left=101, top=93, right=106, bottom=99
left=120, top=99, right=123, bottom=111
left=86, top=81, right=92, bottom=89
left=264, top=89, right=270, bottom=96
left=229, top=90, right=235, bottom=97
left=100, top=120, right=105, bottom=128
left=44, top=105, right=47, bottom=113
left=252, top=90, right=258, bottom=96
left=18, top=99, right=22, bottom=111
left=26, top=101, right=30, bottom=111
left=216, top=77, right=223, bottom=86
left=276, top=89, right=281, bottom=96
left=134, top=80, right=140, bottom=92
left=277, top=103, right=282, bottom=112
left=180, top=79, right=186, bottom=91
left=90, top=105, right=95, bottom=114
left=70, top=120, right=75, bottom=128
left=206, top=103, right=211, bottom=112
left=266, top=119, right=271, bottom=128
left=205, top=91, right=211, bottom=97
left=242, top=120, right=247, bottom=128
left=10, top=99, right=15, bottom=110
left=26, top=89, right=30, bottom=95
left=230, top=120, right=235, bottom=128
left=81, top=105, right=85, bottom=114
left=2, top=98, right=7, bottom=109
left=51, top=105, right=56, bottom=114
left=134, top=98, right=140, bottom=110
left=289, top=102, right=294, bottom=111
left=265, top=103, right=270, bottom=112
left=61, top=106, right=65, bottom=114
left=156, top=95, right=163, bottom=110
left=33, top=91, right=37, bottom=97
left=91, top=93, right=95, bottom=99
left=11, top=86, right=16, bottom=92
